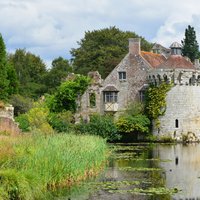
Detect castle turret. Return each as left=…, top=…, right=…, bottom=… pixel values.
left=149, top=41, right=200, bottom=142
left=170, top=42, right=182, bottom=55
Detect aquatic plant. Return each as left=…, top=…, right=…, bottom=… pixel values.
left=0, top=133, right=108, bottom=199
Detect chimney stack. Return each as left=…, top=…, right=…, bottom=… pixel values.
left=129, top=38, right=141, bottom=55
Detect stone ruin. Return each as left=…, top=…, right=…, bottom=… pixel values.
left=0, top=105, right=20, bottom=136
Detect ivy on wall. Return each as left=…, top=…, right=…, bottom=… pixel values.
left=145, top=83, right=172, bottom=127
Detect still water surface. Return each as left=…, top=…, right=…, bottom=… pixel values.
left=55, top=143, right=200, bottom=200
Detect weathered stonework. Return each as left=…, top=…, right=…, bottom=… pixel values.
left=79, top=38, right=153, bottom=121
left=0, top=105, right=20, bottom=135
left=79, top=38, right=200, bottom=142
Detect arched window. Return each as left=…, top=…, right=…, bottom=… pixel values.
left=175, top=119, right=179, bottom=128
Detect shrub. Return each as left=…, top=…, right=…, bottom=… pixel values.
left=116, top=114, right=150, bottom=134
left=46, top=74, right=90, bottom=113
left=9, top=94, right=33, bottom=116
left=76, top=114, right=121, bottom=141
left=15, top=114, right=30, bottom=132
left=48, top=111, right=73, bottom=133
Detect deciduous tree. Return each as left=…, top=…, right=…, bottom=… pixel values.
left=44, top=57, right=72, bottom=93
left=71, top=26, right=153, bottom=78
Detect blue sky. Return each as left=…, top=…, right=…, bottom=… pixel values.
left=1, top=0, right=200, bottom=67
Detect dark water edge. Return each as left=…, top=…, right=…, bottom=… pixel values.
left=51, top=143, right=200, bottom=200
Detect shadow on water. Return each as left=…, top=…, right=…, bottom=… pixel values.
left=53, top=143, right=200, bottom=200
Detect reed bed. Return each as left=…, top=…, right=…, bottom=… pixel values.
left=0, top=133, right=108, bottom=200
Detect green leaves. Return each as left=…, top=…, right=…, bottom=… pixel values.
left=145, top=83, right=172, bottom=121
left=46, top=74, right=90, bottom=113
left=116, top=114, right=150, bottom=133
left=71, top=26, right=153, bottom=78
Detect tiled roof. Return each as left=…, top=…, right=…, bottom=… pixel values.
left=157, top=55, right=195, bottom=70
left=103, top=85, right=119, bottom=92
left=141, top=51, right=167, bottom=68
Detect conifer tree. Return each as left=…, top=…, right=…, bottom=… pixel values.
left=0, top=33, right=9, bottom=100
left=181, top=25, right=199, bottom=62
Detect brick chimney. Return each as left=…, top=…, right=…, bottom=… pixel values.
left=129, top=38, right=141, bottom=55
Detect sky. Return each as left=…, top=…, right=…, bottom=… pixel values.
left=1, top=0, right=200, bottom=67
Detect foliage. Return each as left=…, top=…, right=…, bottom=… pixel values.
left=116, top=114, right=150, bottom=134
left=181, top=25, right=200, bottom=62
left=158, top=135, right=175, bottom=143
left=9, top=94, right=33, bottom=116
left=71, top=26, right=153, bottom=78
left=15, top=114, right=30, bottom=132
left=125, top=102, right=145, bottom=116
left=0, top=134, right=107, bottom=199
left=145, top=83, right=172, bottom=122
left=0, top=34, right=9, bottom=101
left=15, top=101, right=54, bottom=134
left=48, top=111, right=74, bottom=132
left=115, top=102, right=150, bottom=136
left=43, top=57, right=72, bottom=93
left=8, top=49, right=47, bottom=99
left=76, top=114, right=120, bottom=141
left=6, top=63, right=19, bottom=96
left=26, top=103, right=54, bottom=135
left=46, top=74, right=90, bottom=113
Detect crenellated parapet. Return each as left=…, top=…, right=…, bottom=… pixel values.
left=148, top=69, right=200, bottom=86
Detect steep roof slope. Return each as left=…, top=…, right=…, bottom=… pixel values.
left=157, top=55, right=195, bottom=70
left=141, top=51, right=166, bottom=68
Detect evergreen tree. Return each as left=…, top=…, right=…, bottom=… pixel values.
left=181, top=25, right=199, bottom=62
left=0, top=34, right=9, bottom=100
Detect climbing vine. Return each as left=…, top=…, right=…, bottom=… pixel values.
left=145, top=83, right=172, bottom=126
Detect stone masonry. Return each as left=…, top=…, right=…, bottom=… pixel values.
left=79, top=38, right=200, bottom=141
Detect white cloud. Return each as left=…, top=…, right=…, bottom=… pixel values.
left=1, top=0, right=200, bottom=66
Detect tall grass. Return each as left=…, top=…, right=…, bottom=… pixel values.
left=0, top=133, right=108, bottom=199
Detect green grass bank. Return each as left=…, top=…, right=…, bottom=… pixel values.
left=0, top=133, right=108, bottom=200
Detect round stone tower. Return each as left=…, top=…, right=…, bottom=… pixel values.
left=148, top=42, right=200, bottom=141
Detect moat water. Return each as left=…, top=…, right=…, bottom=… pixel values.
left=53, top=143, right=200, bottom=200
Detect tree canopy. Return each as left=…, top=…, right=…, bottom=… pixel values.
left=0, top=34, right=18, bottom=101
left=181, top=25, right=200, bottom=62
left=71, top=26, right=153, bottom=78
left=8, top=49, right=47, bottom=98
left=44, top=57, right=72, bottom=93
left=46, top=74, right=90, bottom=113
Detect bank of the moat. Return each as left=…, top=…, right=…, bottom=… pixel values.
left=54, top=143, right=200, bottom=200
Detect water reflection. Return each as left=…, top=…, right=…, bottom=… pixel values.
left=154, top=143, right=200, bottom=199
left=55, top=143, right=200, bottom=200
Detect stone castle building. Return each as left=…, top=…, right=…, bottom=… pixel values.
left=79, top=38, right=200, bottom=141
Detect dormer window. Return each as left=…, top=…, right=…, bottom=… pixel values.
left=118, top=71, right=126, bottom=81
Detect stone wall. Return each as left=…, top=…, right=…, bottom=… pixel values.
left=0, top=105, right=20, bottom=135
left=102, top=53, right=150, bottom=117
left=153, top=85, right=200, bottom=141
left=79, top=38, right=152, bottom=120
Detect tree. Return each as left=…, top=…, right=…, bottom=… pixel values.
left=181, top=25, right=199, bottom=62
left=0, top=34, right=9, bottom=100
left=8, top=49, right=47, bottom=98
left=71, top=26, right=153, bottom=78
left=6, top=62, right=19, bottom=95
left=46, top=74, right=90, bottom=113
left=44, top=57, right=72, bottom=93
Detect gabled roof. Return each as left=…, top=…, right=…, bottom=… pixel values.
left=141, top=51, right=167, bottom=68
left=157, top=55, right=195, bottom=70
